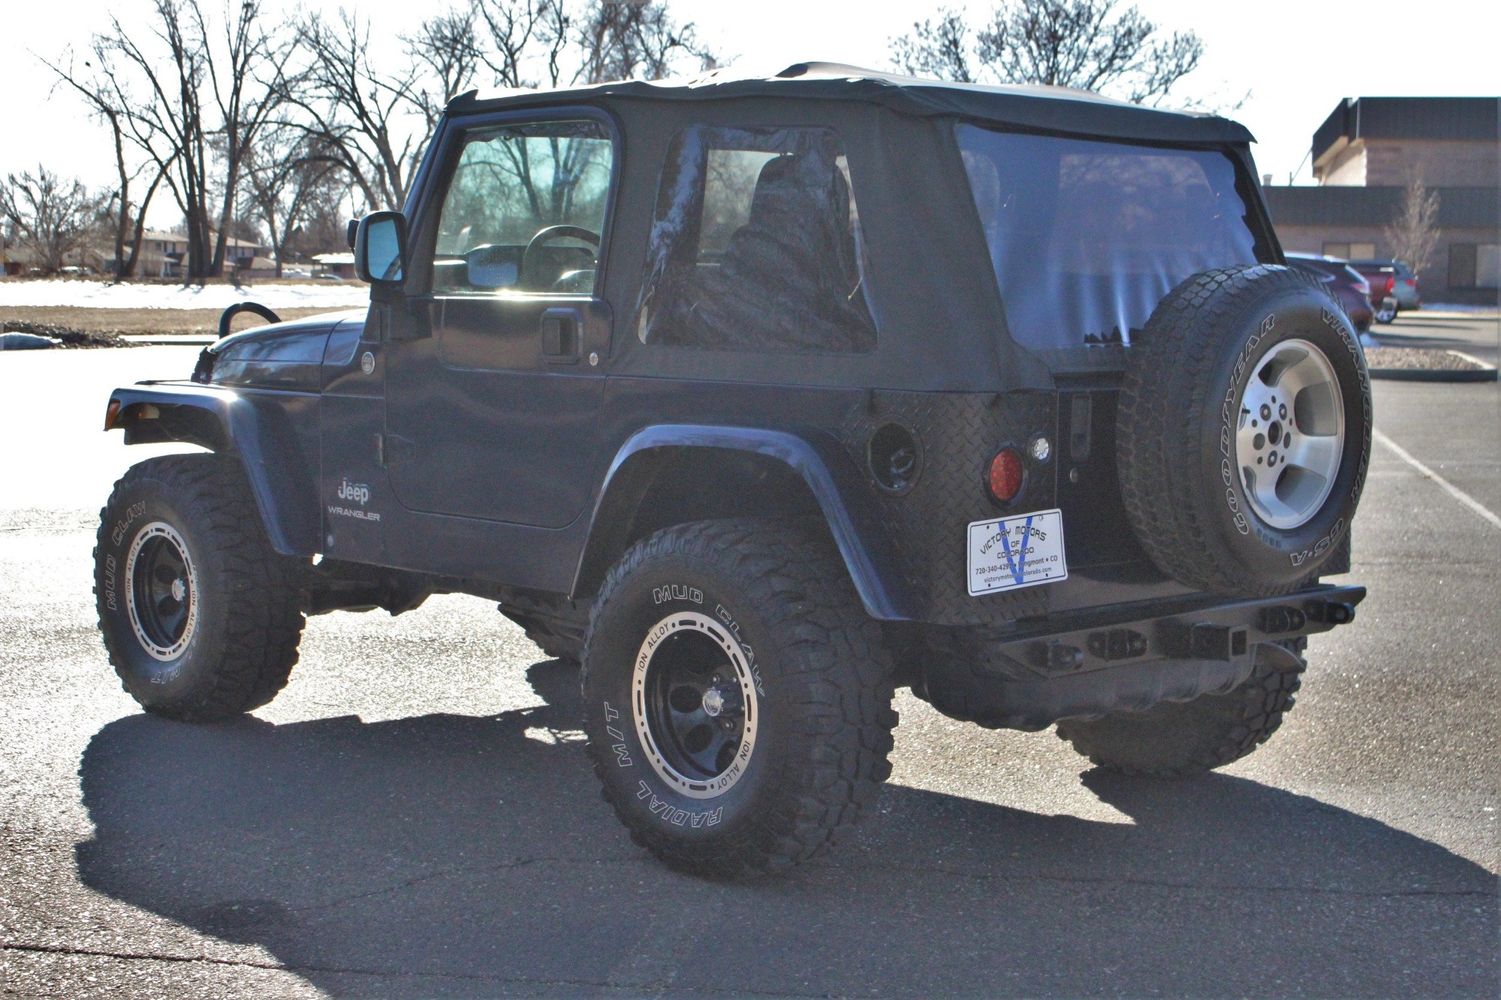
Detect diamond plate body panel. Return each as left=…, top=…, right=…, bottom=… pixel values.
left=840, top=389, right=1058, bottom=626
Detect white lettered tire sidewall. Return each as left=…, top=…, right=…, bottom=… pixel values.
left=581, top=518, right=896, bottom=875
left=1205, top=291, right=1371, bottom=585
left=94, top=454, right=306, bottom=721
left=584, top=568, right=787, bottom=850
left=97, top=474, right=227, bottom=706
left=1118, top=265, right=1375, bottom=596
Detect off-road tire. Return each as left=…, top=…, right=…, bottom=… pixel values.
left=1119, top=264, right=1372, bottom=596
left=94, top=454, right=306, bottom=721
left=1054, top=640, right=1306, bottom=777
left=580, top=519, right=897, bottom=877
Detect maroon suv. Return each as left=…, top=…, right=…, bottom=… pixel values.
left=1286, top=253, right=1375, bottom=332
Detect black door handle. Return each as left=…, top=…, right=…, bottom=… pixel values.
left=540, top=307, right=581, bottom=362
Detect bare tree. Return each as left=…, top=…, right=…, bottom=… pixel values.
left=891, top=0, right=1204, bottom=106
left=243, top=129, right=342, bottom=277
left=40, top=47, right=171, bottom=279
left=1384, top=172, right=1442, bottom=278
left=405, top=7, right=483, bottom=131
left=471, top=0, right=570, bottom=90
left=196, top=0, right=296, bottom=275
left=290, top=1, right=714, bottom=212
left=467, top=0, right=711, bottom=89
left=286, top=10, right=429, bottom=210
left=85, top=0, right=290, bottom=279
left=574, top=0, right=711, bottom=84
left=0, top=166, right=106, bottom=274
left=288, top=183, right=357, bottom=259
left=892, top=10, right=976, bottom=83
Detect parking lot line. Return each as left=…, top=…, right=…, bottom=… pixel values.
left=1374, top=428, right=1501, bottom=530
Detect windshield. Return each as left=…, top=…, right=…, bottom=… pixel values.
left=957, top=124, right=1259, bottom=351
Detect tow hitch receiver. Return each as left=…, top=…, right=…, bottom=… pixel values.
left=1161, top=622, right=1250, bottom=662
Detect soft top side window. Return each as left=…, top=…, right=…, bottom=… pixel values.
left=637, top=126, right=876, bottom=353
left=431, top=119, right=613, bottom=296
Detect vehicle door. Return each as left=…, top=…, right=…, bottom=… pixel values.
left=383, top=113, right=616, bottom=528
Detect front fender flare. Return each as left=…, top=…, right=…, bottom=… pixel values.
left=574, top=424, right=911, bottom=620
left=107, top=383, right=319, bottom=557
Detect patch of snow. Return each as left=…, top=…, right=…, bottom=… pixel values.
left=0, top=279, right=369, bottom=310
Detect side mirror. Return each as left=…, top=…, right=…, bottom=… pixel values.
left=354, top=211, right=407, bottom=285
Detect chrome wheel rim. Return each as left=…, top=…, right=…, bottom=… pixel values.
left=632, top=611, right=758, bottom=800
left=124, top=521, right=199, bottom=661
left=1235, top=338, right=1345, bottom=530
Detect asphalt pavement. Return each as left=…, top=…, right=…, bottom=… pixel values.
left=1, top=345, right=1496, bottom=998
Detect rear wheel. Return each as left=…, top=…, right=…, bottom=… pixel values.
left=94, top=455, right=306, bottom=721
left=581, top=519, right=896, bottom=877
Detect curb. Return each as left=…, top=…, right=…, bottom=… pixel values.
left=1367, top=349, right=1497, bottom=383
left=1368, top=367, right=1497, bottom=383
left=120, top=336, right=216, bottom=346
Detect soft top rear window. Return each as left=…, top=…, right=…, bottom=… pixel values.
left=957, top=124, right=1259, bottom=351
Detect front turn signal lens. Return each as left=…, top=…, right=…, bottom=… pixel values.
left=104, top=400, right=121, bottom=431
left=987, top=448, right=1025, bottom=503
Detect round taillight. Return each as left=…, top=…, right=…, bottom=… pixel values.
left=987, top=448, right=1025, bottom=503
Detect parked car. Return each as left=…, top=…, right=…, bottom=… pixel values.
left=1285, top=252, right=1376, bottom=332
left=1351, top=259, right=1421, bottom=315
left=94, top=64, right=1371, bottom=877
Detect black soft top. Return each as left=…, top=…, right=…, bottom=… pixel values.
left=449, top=62, right=1255, bottom=146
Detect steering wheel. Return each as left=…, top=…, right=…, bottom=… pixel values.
left=521, top=225, right=601, bottom=287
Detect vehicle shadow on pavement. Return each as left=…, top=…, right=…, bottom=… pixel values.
left=76, top=661, right=1497, bottom=998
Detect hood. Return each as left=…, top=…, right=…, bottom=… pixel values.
left=193, top=308, right=365, bottom=390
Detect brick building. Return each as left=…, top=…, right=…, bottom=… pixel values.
left=1262, top=97, right=1499, bottom=305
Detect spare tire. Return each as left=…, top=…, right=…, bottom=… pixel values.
left=1118, top=265, right=1371, bottom=597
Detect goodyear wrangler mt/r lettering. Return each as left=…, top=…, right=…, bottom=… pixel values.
left=1116, top=265, right=1372, bottom=597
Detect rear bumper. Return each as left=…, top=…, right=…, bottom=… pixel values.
left=991, top=583, right=1364, bottom=676
left=907, top=583, right=1365, bottom=729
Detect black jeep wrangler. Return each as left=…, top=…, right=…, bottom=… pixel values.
left=95, top=64, right=1370, bottom=876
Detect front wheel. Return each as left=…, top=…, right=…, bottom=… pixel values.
left=94, top=454, right=306, bottom=721
left=581, top=519, right=896, bottom=877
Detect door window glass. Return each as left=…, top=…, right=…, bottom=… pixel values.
left=431, top=120, right=613, bottom=295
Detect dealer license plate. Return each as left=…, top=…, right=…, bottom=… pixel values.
left=966, top=508, right=1068, bottom=596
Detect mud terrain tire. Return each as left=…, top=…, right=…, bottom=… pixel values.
left=1118, top=265, right=1371, bottom=596
left=94, top=455, right=306, bottom=721
left=581, top=519, right=896, bottom=877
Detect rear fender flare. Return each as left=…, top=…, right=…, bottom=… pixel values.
left=108, top=385, right=319, bottom=556
left=573, top=424, right=909, bottom=620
